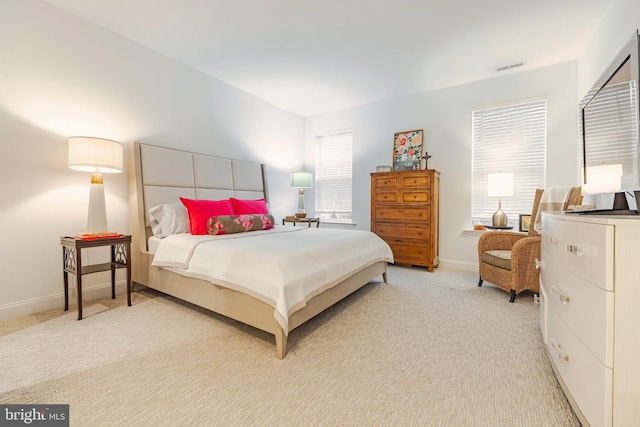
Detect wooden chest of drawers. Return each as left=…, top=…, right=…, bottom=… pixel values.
left=540, top=212, right=640, bottom=427
left=370, top=170, right=440, bottom=271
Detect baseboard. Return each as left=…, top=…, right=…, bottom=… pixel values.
left=438, top=258, right=478, bottom=273
left=0, top=281, right=129, bottom=323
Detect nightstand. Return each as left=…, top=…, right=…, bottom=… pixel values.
left=282, top=217, right=320, bottom=228
left=60, top=235, right=132, bottom=320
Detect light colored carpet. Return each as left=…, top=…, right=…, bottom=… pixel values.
left=0, top=266, right=578, bottom=426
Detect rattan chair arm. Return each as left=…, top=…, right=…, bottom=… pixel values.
left=478, top=231, right=525, bottom=253
left=511, top=236, right=541, bottom=256
left=510, top=236, right=542, bottom=294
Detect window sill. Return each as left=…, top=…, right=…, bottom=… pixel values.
left=463, top=228, right=487, bottom=235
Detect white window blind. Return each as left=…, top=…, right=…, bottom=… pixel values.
left=472, top=99, right=547, bottom=225
left=580, top=80, right=638, bottom=191
left=315, top=131, right=353, bottom=223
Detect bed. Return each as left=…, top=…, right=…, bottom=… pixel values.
left=128, top=141, right=393, bottom=358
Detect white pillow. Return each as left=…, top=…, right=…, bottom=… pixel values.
left=148, top=203, right=190, bottom=238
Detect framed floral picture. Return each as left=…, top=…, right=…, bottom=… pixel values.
left=519, top=214, right=532, bottom=232
left=393, top=129, right=423, bottom=170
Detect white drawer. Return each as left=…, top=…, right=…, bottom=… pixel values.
left=547, top=309, right=613, bottom=427
left=542, top=215, right=614, bottom=291
left=541, top=257, right=614, bottom=367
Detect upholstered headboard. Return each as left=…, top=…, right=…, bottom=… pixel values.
left=129, top=141, right=268, bottom=253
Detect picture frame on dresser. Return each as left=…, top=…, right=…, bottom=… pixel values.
left=392, top=129, right=423, bottom=171
left=519, top=214, right=531, bottom=232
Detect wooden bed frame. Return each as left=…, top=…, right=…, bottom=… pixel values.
left=128, top=141, right=387, bottom=358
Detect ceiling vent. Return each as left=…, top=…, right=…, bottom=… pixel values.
left=497, top=62, right=524, bottom=72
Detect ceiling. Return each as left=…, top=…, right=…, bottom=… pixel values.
left=43, top=0, right=611, bottom=117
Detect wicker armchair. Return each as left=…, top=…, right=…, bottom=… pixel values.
left=478, top=187, right=582, bottom=302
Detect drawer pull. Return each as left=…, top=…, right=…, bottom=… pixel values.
left=551, top=285, right=570, bottom=305
left=550, top=338, right=570, bottom=363
left=566, top=244, right=583, bottom=256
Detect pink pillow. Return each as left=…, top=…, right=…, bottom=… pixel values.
left=179, top=197, right=235, bottom=235
left=230, top=198, right=269, bottom=215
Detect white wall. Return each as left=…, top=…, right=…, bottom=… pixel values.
left=579, top=0, right=640, bottom=98
left=0, top=0, right=304, bottom=320
left=304, top=61, right=580, bottom=271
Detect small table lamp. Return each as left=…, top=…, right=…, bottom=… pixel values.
left=487, top=172, right=514, bottom=227
left=291, top=171, right=313, bottom=217
left=68, top=137, right=123, bottom=234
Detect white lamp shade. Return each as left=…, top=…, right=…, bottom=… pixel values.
left=487, top=172, right=514, bottom=197
left=291, top=171, right=313, bottom=188
left=582, top=164, right=623, bottom=194
left=68, top=137, right=123, bottom=173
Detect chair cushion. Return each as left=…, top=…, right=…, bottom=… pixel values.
left=482, top=250, right=512, bottom=270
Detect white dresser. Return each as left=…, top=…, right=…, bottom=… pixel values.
left=540, top=212, right=640, bottom=427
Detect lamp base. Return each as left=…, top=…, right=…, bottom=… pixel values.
left=492, top=208, right=508, bottom=227
left=613, top=192, right=629, bottom=210
left=297, top=189, right=306, bottom=214
left=86, top=174, right=109, bottom=234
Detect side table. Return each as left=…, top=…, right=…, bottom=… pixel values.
left=60, top=235, right=132, bottom=320
left=282, top=217, right=320, bottom=228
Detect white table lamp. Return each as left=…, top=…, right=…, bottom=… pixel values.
left=487, top=172, right=514, bottom=227
left=291, top=171, right=312, bottom=215
left=69, top=137, right=123, bottom=234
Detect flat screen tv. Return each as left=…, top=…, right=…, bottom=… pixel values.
left=580, top=30, right=640, bottom=213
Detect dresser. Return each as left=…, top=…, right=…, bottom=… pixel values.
left=370, top=170, right=440, bottom=271
left=540, top=212, right=640, bottom=427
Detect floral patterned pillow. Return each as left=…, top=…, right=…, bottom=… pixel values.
left=207, top=214, right=275, bottom=235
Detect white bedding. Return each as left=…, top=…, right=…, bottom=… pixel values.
left=148, top=236, right=163, bottom=254
left=151, top=227, right=393, bottom=333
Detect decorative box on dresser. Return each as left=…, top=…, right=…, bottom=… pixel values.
left=370, top=170, right=439, bottom=271
left=540, top=212, right=640, bottom=427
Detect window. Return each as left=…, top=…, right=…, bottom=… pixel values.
left=315, top=131, right=353, bottom=223
left=471, top=99, right=547, bottom=226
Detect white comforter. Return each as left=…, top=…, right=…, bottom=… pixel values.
left=152, top=227, right=393, bottom=333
